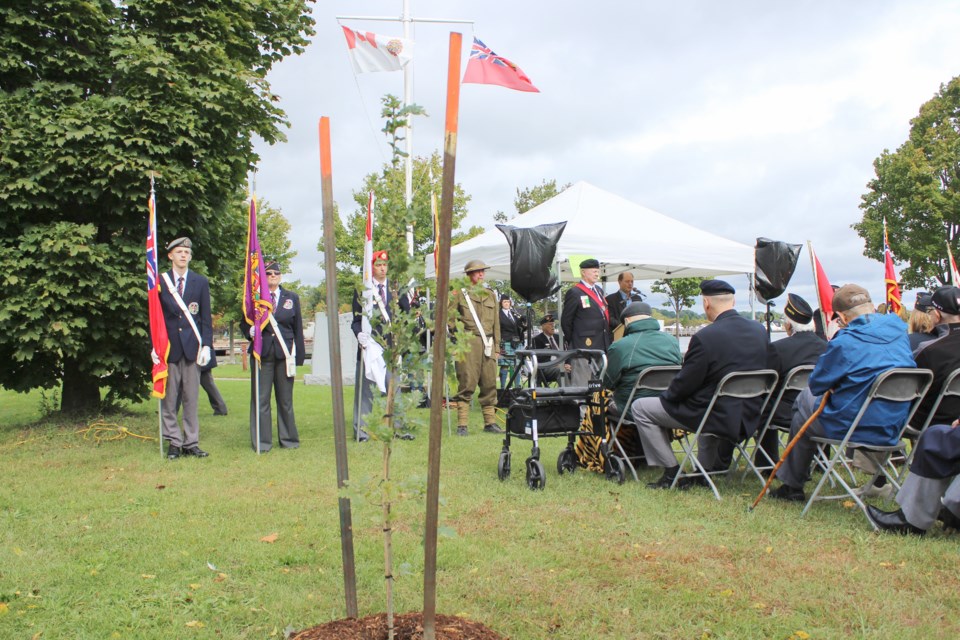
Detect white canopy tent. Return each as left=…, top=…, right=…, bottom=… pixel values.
left=426, top=181, right=755, bottom=283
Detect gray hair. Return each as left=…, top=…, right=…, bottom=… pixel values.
left=785, top=317, right=815, bottom=333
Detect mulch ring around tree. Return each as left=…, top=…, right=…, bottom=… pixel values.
left=291, top=612, right=507, bottom=640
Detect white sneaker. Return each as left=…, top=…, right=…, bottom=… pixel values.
left=856, top=483, right=895, bottom=500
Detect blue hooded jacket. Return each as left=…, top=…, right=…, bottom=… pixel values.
left=809, top=312, right=914, bottom=445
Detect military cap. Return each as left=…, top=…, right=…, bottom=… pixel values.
left=166, top=237, right=192, bottom=251
left=621, top=301, right=652, bottom=322
left=783, top=293, right=813, bottom=325
left=539, top=314, right=556, bottom=325
left=265, top=261, right=281, bottom=273
left=464, top=259, right=490, bottom=274
left=579, top=258, right=600, bottom=269
left=931, top=286, right=960, bottom=315
left=699, top=279, right=735, bottom=296
left=372, top=250, right=388, bottom=264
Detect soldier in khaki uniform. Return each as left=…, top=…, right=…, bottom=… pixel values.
left=449, top=259, right=503, bottom=436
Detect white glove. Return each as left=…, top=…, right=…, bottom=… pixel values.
left=197, top=346, right=211, bottom=367
left=150, top=349, right=161, bottom=365
left=357, top=332, right=370, bottom=347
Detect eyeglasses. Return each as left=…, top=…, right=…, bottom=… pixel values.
left=266, top=271, right=280, bottom=276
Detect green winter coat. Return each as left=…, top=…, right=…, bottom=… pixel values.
left=603, top=317, right=682, bottom=411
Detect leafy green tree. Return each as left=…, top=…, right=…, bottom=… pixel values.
left=855, top=75, right=960, bottom=289
left=514, top=178, right=571, bottom=215
left=0, top=1, right=313, bottom=412
left=651, top=278, right=703, bottom=336
left=320, top=95, right=476, bottom=305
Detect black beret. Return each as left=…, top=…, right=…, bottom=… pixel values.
left=579, top=258, right=600, bottom=269
left=166, top=237, right=192, bottom=251
left=539, top=314, right=556, bottom=325
left=915, top=292, right=933, bottom=312
left=265, top=261, right=281, bottom=273
left=783, top=293, right=813, bottom=325
left=621, top=301, right=652, bottom=321
left=699, top=279, right=735, bottom=296
left=931, top=286, right=960, bottom=315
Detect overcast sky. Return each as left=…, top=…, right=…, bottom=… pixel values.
left=252, top=1, right=960, bottom=312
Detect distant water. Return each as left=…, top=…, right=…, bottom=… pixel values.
left=677, top=331, right=785, bottom=354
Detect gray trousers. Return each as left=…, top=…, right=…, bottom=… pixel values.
left=201, top=370, right=228, bottom=414
left=161, top=359, right=201, bottom=449
left=353, top=351, right=392, bottom=430
left=250, top=355, right=299, bottom=451
left=630, top=397, right=722, bottom=469
left=898, top=473, right=960, bottom=530
left=775, top=388, right=828, bottom=488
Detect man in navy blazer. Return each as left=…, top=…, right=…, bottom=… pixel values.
left=156, top=237, right=213, bottom=460
left=631, top=279, right=770, bottom=488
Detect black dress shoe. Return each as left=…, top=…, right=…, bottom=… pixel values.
left=182, top=446, right=209, bottom=458
left=769, top=483, right=806, bottom=503
left=866, top=505, right=926, bottom=536
left=213, top=410, right=228, bottom=416
left=166, top=446, right=181, bottom=460
left=395, top=432, right=415, bottom=441
left=483, top=424, right=504, bottom=434
left=456, top=426, right=468, bottom=437
left=646, top=466, right=680, bottom=489
left=938, top=506, right=960, bottom=530
left=354, top=429, right=370, bottom=443
left=676, top=475, right=710, bottom=489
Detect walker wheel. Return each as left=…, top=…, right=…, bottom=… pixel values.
left=526, top=459, right=546, bottom=490
left=604, top=456, right=626, bottom=485
left=497, top=451, right=511, bottom=481
left=557, top=449, right=578, bottom=475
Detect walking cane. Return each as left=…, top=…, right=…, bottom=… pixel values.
left=749, top=390, right=831, bottom=511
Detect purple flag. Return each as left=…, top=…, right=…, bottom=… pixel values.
left=243, top=196, right=272, bottom=361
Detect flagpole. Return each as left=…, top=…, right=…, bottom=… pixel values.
left=807, top=241, right=826, bottom=331
left=423, top=31, right=462, bottom=640
left=149, top=172, right=164, bottom=460
left=319, top=116, right=359, bottom=618
left=255, top=362, right=261, bottom=455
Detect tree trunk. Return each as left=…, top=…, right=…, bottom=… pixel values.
left=60, top=357, right=101, bottom=414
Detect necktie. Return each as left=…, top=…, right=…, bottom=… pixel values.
left=272, top=291, right=277, bottom=307
left=177, top=276, right=184, bottom=296
left=378, top=283, right=386, bottom=304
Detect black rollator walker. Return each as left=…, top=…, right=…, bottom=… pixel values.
left=496, top=348, right=607, bottom=489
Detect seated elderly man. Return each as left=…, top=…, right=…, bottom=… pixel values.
left=911, top=286, right=960, bottom=428
left=630, top=280, right=770, bottom=489
left=756, top=293, right=827, bottom=466
left=603, top=301, right=681, bottom=416
left=866, top=420, right=960, bottom=535
left=770, top=284, right=915, bottom=502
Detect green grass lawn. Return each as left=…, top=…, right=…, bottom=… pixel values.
left=2, top=380, right=959, bottom=639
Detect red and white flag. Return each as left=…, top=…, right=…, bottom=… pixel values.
left=947, top=241, right=960, bottom=286
left=462, top=37, right=539, bottom=93
left=341, top=26, right=413, bottom=74
left=809, top=243, right=834, bottom=324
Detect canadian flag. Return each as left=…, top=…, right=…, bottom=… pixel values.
left=342, top=26, right=413, bottom=74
